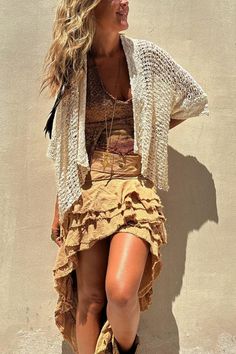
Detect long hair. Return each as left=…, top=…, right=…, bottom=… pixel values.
left=40, top=0, right=102, bottom=138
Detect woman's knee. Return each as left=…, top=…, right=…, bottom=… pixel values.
left=78, top=289, right=107, bottom=315
left=105, top=280, right=138, bottom=307
left=105, top=232, right=149, bottom=307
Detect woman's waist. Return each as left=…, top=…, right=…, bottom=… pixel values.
left=88, top=149, right=142, bottom=180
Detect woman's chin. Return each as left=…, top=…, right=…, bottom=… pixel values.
left=118, top=21, right=129, bottom=31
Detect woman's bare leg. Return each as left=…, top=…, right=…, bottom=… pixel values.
left=105, top=232, right=149, bottom=352
left=75, top=237, right=110, bottom=354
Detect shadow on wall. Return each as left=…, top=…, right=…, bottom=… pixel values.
left=60, top=145, right=218, bottom=354
left=141, top=145, right=218, bottom=354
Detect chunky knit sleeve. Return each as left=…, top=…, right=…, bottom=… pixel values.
left=170, top=59, right=209, bottom=120
left=140, top=39, right=209, bottom=121
left=170, top=66, right=209, bottom=120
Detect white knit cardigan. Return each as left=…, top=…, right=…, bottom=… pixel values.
left=46, top=33, right=209, bottom=223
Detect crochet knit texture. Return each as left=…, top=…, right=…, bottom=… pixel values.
left=46, top=34, right=209, bottom=223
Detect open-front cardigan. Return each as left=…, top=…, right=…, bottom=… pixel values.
left=46, top=33, right=209, bottom=223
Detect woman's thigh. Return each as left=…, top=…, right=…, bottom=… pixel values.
left=105, top=232, right=150, bottom=303
left=75, top=237, right=111, bottom=304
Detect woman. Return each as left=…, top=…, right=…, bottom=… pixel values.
left=41, top=1, right=209, bottom=353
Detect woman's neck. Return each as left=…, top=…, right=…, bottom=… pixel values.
left=91, top=30, right=122, bottom=58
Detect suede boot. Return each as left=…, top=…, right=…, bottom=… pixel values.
left=114, top=334, right=140, bottom=354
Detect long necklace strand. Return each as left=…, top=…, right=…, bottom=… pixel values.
left=103, top=85, right=120, bottom=168
left=93, top=54, right=122, bottom=169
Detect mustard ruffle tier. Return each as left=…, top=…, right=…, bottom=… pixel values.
left=52, top=177, right=168, bottom=354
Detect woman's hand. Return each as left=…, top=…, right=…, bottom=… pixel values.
left=51, top=220, right=63, bottom=247
left=51, top=195, right=63, bottom=247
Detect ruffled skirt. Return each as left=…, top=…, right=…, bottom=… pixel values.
left=52, top=150, right=168, bottom=353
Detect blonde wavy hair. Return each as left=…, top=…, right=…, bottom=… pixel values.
left=40, top=0, right=102, bottom=98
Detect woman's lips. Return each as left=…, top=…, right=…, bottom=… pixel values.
left=116, top=13, right=128, bottom=20
left=116, top=10, right=129, bottom=17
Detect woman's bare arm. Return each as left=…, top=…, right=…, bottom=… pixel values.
left=52, top=194, right=60, bottom=230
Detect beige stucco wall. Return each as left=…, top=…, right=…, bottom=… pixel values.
left=0, top=1, right=235, bottom=353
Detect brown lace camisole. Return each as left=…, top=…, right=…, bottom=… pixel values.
left=85, top=53, right=137, bottom=163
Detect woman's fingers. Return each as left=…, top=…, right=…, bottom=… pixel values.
left=51, top=227, right=63, bottom=247
left=56, top=238, right=63, bottom=247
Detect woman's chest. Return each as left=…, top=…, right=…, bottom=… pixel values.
left=85, top=60, right=133, bottom=124
left=87, top=51, right=132, bottom=102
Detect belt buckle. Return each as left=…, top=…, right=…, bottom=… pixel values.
left=118, top=154, right=126, bottom=169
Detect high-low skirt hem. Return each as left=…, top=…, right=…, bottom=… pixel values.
left=52, top=174, right=168, bottom=354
